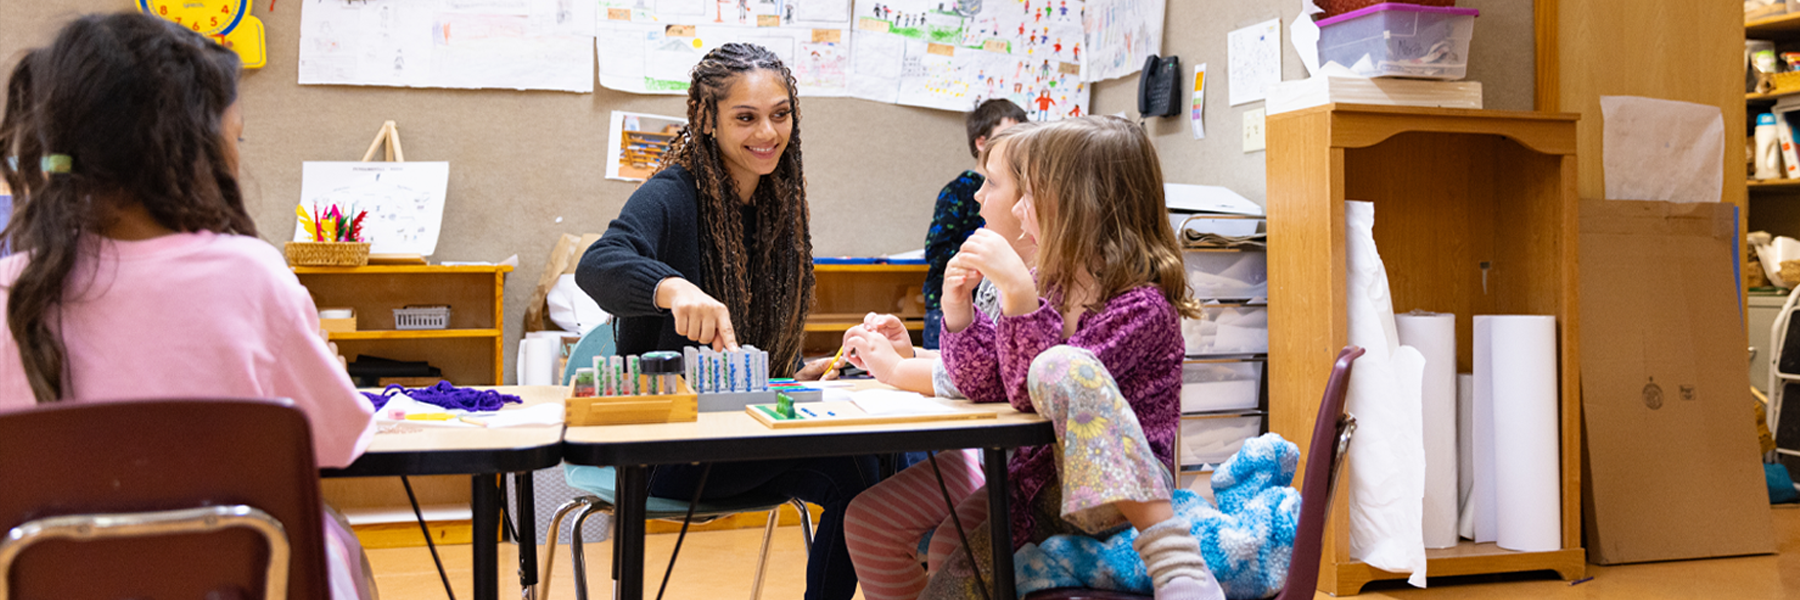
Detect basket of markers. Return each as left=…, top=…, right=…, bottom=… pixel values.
left=286, top=203, right=370, bottom=267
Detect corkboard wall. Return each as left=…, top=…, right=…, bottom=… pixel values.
left=2, top=1, right=1537, bottom=380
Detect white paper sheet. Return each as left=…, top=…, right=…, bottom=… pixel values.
left=852, top=389, right=959, bottom=415
left=1227, top=19, right=1281, bottom=106
left=1191, top=63, right=1208, bottom=139
left=1290, top=0, right=1323, bottom=77
left=1343, top=201, right=1428, bottom=586
left=295, top=161, right=449, bottom=256
left=298, top=0, right=594, bottom=92
left=1472, top=318, right=1497, bottom=543
left=1082, top=0, right=1165, bottom=82
left=1396, top=311, right=1458, bottom=549
left=849, top=0, right=1089, bottom=119
left=1483, top=315, right=1562, bottom=553
left=1456, top=372, right=1475, bottom=539
left=1599, top=96, right=1725, bottom=203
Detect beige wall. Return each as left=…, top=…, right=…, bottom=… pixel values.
left=2, top=1, right=1541, bottom=380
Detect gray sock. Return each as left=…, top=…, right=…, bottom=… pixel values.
left=1133, top=518, right=1224, bottom=600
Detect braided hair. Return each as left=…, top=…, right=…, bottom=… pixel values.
left=657, top=43, right=814, bottom=376
left=0, top=13, right=251, bottom=403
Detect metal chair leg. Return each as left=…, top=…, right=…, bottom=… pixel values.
left=569, top=502, right=609, bottom=600
left=790, top=499, right=813, bottom=551
left=538, top=497, right=596, bottom=600
left=747, top=505, right=783, bottom=600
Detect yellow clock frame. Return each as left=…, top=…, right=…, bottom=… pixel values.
left=138, top=0, right=248, bottom=36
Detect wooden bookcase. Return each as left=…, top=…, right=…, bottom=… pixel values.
left=1265, top=104, right=1585, bottom=594
left=293, top=264, right=512, bottom=385
left=804, top=263, right=928, bottom=356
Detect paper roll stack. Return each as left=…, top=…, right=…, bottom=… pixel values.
left=1472, top=315, right=1561, bottom=552
left=1396, top=312, right=1458, bottom=549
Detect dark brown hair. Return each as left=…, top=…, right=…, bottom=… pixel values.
left=1015, top=116, right=1199, bottom=318
left=966, top=98, right=1027, bottom=159
left=0, top=12, right=251, bottom=402
left=657, top=43, right=814, bottom=375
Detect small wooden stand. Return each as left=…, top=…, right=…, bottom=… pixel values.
left=566, top=378, right=700, bottom=426
left=361, top=120, right=406, bottom=162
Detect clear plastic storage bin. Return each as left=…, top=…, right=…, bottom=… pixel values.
left=1181, top=303, right=1268, bottom=357
left=1180, top=360, right=1263, bottom=414
left=1184, top=251, right=1267, bottom=300
left=1317, top=3, right=1479, bottom=80
left=1179, top=414, right=1264, bottom=470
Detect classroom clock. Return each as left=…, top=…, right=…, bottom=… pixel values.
left=137, top=0, right=265, bottom=69
left=138, top=0, right=248, bottom=36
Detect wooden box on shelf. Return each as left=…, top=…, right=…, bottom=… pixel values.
left=566, top=378, right=699, bottom=426
left=318, top=307, right=357, bottom=334
left=1266, top=104, right=1585, bottom=595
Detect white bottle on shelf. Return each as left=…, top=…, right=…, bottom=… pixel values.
left=1757, top=112, right=1784, bottom=180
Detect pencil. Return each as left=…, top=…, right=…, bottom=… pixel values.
left=823, top=345, right=847, bottom=376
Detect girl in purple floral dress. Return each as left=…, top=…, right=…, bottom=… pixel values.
left=844, top=116, right=1225, bottom=600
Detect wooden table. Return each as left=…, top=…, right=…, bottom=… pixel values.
left=561, top=392, right=1056, bottom=600
left=322, top=385, right=566, bottom=600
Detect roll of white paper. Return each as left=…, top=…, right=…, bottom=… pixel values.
left=1456, top=373, right=1475, bottom=540
left=1485, top=315, right=1561, bottom=552
left=520, top=337, right=559, bottom=386
left=1397, top=312, right=1457, bottom=549
left=1472, top=318, right=1497, bottom=544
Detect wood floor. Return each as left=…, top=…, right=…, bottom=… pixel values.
left=367, top=505, right=1800, bottom=599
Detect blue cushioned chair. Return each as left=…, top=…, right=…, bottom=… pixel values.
left=541, top=324, right=814, bottom=600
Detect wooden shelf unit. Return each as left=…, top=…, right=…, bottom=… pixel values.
left=294, top=264, right=512, bottom=385
left=1266, top=104, right=1585, bottom=595
left=805, top=263, right=928, bottom=356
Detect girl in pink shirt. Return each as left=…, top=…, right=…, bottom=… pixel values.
left=0, top=13, right=376, bottom=599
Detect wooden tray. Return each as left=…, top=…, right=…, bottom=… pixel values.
left=566, top=378, right=697, bottom=426
left=746, top=400, right=996, bottom=429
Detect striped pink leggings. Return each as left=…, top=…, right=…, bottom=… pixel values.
left=843, top=449, right=989, bottom=600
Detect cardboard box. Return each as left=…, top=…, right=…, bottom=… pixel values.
left=1578, top=199, right=1775, bottom=564
left=318, top=307, right=357, bottom=334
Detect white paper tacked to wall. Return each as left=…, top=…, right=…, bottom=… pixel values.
left=850, top=0, right=1089, bottom=119
left=295, top=162, right=450, bottom=256
left=1600, top=96, right=1725, bottom=204
left=1083, top=0, right=1165, bottom=82
left=1227, top=18, right=1281, bottom=106
left=299, top=0, right=595, bottom=93
left=594, top=7, right=852, bottom=96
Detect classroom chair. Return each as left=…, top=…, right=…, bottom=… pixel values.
left=542, top=324, right=815, bottom=600
left=0, top=399, right=333, bottom=600
left=1022, top=345, right=1364, bottom=600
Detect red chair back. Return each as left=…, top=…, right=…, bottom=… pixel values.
left=0, top=399, right=329, bottom=600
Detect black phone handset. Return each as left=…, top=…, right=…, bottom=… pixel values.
left=1137, top=54, right=1181, bottom=119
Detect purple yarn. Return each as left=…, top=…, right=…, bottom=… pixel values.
left=362, top=381, right=523, bottom=412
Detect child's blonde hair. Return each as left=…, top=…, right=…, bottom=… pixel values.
left=1014, top=116, right=1199, bottom=318
left=975, top=120, right=1037, bottom=191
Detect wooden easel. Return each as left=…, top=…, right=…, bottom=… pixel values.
left=355, top=121, right=428, bottom=265
left=360, top=120, right=405, bottom=162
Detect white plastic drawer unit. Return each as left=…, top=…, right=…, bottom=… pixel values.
left=1180, top=358, right=1264, bottom=414
left=1183, top=250, right=1267, bottom=300
left=1178, top=412, right=1265, bottom=471
left=1181, top=302, right=1268, bottom=357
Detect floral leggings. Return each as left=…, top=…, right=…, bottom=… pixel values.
left=844, top=345, right=1174, bottom=600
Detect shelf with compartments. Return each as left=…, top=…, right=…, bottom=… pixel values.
left=1267, top=104, right=1585, bottom=594
left=804, top=262, right=928, bottom=356
left=293, top=264, right=512, bottom=385
left=1173, top=214, right=1270, bottom=483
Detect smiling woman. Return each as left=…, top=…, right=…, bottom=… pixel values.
left=574, top=42, right=876, bottom=600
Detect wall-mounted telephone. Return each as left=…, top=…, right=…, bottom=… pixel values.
left=1137, top=54, right=1182, bottom=118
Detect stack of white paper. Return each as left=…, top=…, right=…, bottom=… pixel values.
left=1268, top=63, right=1483, bottom=116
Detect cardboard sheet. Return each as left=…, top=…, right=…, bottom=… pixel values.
left=1579, top=199, right=1774, bottom=564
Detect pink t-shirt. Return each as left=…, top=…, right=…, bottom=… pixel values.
left=0, top=231, right=375, bottom=468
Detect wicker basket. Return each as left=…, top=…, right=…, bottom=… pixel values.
left=1319, top=0, right=1455, bottom=18
left=284, top=241, right=371, bottom=267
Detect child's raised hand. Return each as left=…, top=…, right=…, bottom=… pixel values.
left=941, top=255, right=984, bottom=333
left=856, top=312, right=914, bottom=359
left=955, top=229, right=1037, bottom=317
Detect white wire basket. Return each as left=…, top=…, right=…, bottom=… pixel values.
left=393, top=305, right=451, bottom=330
